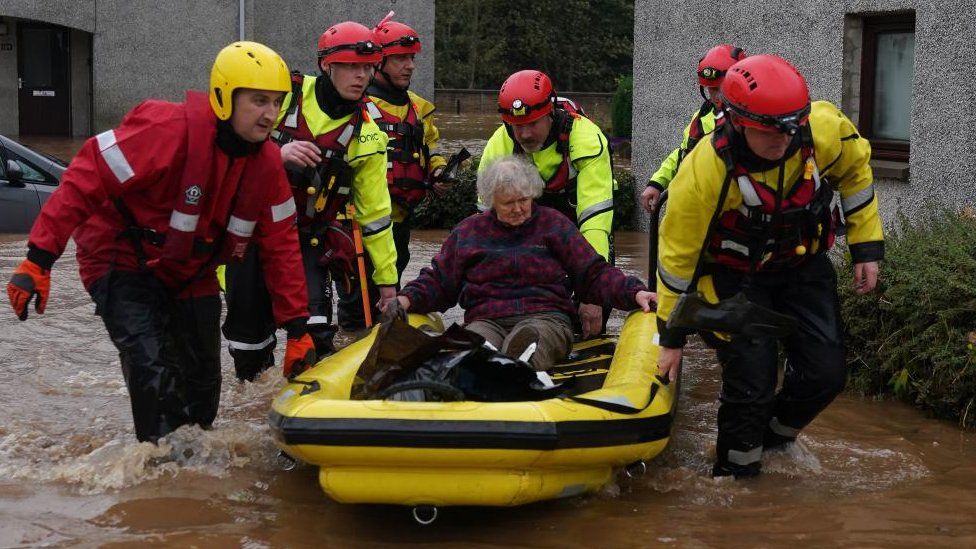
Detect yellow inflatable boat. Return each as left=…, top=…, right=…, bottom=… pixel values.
left=268, top=310, right=675, bottom=517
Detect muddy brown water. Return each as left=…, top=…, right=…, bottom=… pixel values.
left=2, top=131, right=975, bottom=546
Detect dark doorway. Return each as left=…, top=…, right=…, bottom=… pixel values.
left=17, top=23, right=71, bottom=135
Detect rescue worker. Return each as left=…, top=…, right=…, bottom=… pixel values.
left=480, top=70, right=615, bottom=339
left=5, top=42, right=313, bottom=443
left=655, top=55, right=884, bottom=478
left=221, top=21, right=396, bottom=377
left=338, top=14, right=446, bottom=331
left=641, top=44, right=747, bottom=213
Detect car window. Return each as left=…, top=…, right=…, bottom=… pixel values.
left=7, top=151, right=54, bottom=184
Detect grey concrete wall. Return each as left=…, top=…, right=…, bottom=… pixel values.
left=96, top=0, right=434, bottom=131
left=0, top=0, right=435, bottom=135
left=633, top=0, right=976, bottom=228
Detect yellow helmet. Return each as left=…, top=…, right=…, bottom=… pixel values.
left=209, top=41, right=291, bottom=120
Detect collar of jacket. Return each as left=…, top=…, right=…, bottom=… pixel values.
left=315, top=74, right=360, bottom=119
left=215, top=119, right=260, bottom=158
left=729, top=125, right=801, bottom=173
left=488, top=204, right=541, bottom=230
left=368, top=79, right=410, bottom=106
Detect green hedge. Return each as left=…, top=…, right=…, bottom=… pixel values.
left=412, top=157, right=638, bottom=231
left=839, top=209, right=976, bottom=427
left=610, top=75, right=633, bottom=138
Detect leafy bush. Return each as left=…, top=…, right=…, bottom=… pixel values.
left=412, top=156, right=638, bottom=231
left=839, top=208, right=976, bottom=427
left=610, top=75, right=633, bottom=138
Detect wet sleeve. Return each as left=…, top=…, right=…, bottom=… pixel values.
left=348, top=123, right=398, bottom=286
left=655, top=147, right=727, bottom=347
left=572, top=124, right=614, bottom=261
left=420, top=105, right=447, bottom=174
left=253, top=155, right=308, bottom=326
left=824, top=106, right=884, bottom=263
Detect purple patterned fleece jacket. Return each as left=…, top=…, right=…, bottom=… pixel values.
left=400, top=205, right=646, bottom=323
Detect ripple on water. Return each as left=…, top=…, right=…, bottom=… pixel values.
left=0, top=422, right=279, bottom=495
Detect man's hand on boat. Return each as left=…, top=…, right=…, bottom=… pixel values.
left=658, top=346, right=681, bottom=384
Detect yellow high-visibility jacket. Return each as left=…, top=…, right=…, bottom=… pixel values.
left=278, top=76, right=397, bottom=286
left=367, top=90, right=447, bottom=223
left=656, top=100, right=884, bottom=347
left=648, top=105, right=720, bottom=190
left=479, top=115, right=615, bottom=260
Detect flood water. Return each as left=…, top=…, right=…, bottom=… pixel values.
left=2, top=230, right=976, bottom=546
left=2, top=127, right=975, bottom=546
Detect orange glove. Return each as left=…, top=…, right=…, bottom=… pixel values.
left=7, top=259, right=51, bottom=321
left=283, top=333, right=316, bottom=378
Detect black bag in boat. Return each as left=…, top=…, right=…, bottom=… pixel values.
left=356, top=319, right=562, bottom=402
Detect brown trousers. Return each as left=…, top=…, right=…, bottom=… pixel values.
left=465, top=312, right=573, bottom=371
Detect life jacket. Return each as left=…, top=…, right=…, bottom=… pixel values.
left=677, top=100, right=723, bottom=165
left=364, top=98, right=429, bottom=209
left=707, top=122, right=838, bottom=272
left=116, top=91, right=268, bottom=267
left=272, top=73, right=362, bottom=230
left=508, top=101, right=580, bottom=220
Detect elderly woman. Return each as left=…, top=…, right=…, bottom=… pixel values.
left=386, top=155, right=655, bottom=371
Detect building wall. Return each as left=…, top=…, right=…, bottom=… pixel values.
left=633, top=0, right=976, bottom=228
left=0, top=16, right=18, bottom=135
left=69, top=28, right=91, bottom=136
left=0, top=0, right=434, bottom=135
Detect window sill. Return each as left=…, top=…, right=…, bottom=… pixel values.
left=870, top=158, right=909, bottom=182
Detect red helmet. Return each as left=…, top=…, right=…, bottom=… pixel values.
left=497, top=70, right=555, bottom=125
left=317, top=21, right=382, bottom=64
left=374, top=12, right=421, bottom=56
left=698, top=44, right=747, bottom=87
left=719, top=54, right=811, bottom=134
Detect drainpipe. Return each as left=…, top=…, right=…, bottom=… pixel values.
left=239, top=0, right=245, bottom=40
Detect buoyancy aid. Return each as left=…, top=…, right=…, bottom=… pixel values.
left=364, top=98, right=428, bottom=208
left=272, top=73, right=363, bottom=229
left=116, top=91, right=270, bottom=267
left=707, top=122, right=838, bottom=272
left=678, top=100, right=724, bottom=165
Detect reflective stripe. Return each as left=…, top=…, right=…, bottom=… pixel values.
left=727, top=446, right=763, bottom=466
left=477, top=203, right=489, bottom=212
left=578, top=199, right=613, bottom=226
left=338, top=186, right=350, bottom=195
left=227, top=334, right=275, bottom=351
left=365, top=101, right=382, bottom=120
left=811, top=162, right=823, bottom=192
left=652, top=332, right=660, bottom=345
left=736, top=175, right=762, bottom=207
left=361, top=215, right=391, bottom=236
left=307, top=316, right=330, bottom=325
left=714, top=110, right=725, bottom=121
left=568, top=163, right=579, bottom=180
left=720, top=240, right=750, bottom=256
left=658, top=263, right=691, bottom=293
left=95, top=130, right=135, bottom=184
left=337, top=123, right=355, bottom=147
left=227, top=216, right=256, bottom=237
left=284, top=109, right=299, bottom=129
left=169, top=210, right=199, bottom=232
left=271, top=197, right=297, bottom=222
left=841, top=185, right=874, bottom=213
left=769, top=417, right=800, bottom=438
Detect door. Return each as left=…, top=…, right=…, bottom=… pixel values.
left=17, top=23, right=71, bottom=136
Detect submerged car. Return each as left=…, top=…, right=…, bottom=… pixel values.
left=0, top=135, right=67, bottom=232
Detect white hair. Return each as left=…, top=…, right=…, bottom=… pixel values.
left=477, top=155, right=544, bottom=208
